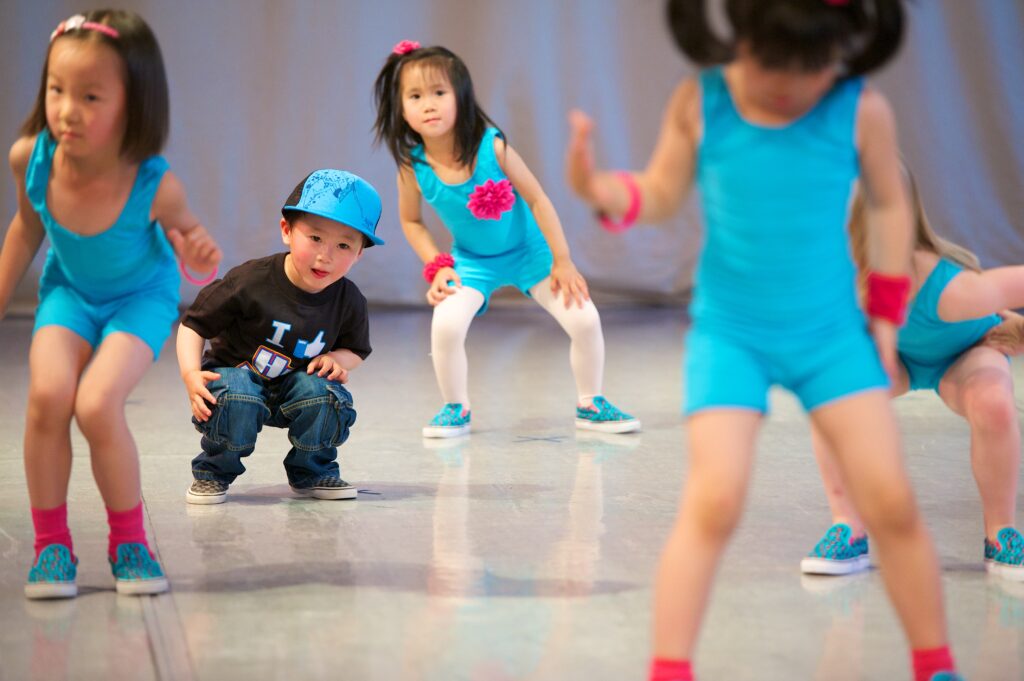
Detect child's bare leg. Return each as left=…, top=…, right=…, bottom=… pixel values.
left=430, top=287, right=484, bottom=407
left=24, top=327, right=91, bottom=508
left=653, top=409, right=760, bottom=659
left=529, top=278, right=604, bottom=402
left=810, top=426, right=866, bottom=536
left=811, top=390, right=947, bottom=649
left=938, top=346, right=1019, bottom=537
left=74, top=332, right=153, bottom=511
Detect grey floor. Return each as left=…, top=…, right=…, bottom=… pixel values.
left=1, top=306, right=1022, bottom=681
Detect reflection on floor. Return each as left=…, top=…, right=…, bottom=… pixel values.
left=1, top=307, right=1021, bottom=680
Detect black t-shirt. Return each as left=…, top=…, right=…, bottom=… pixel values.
left=181, top=253, right=371, bottom=379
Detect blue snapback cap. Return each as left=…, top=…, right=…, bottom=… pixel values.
left=282, top=169, right=384, bottom=246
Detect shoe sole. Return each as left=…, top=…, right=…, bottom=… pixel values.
left=290, top=486, right=358, bottom=500
left=986, top=560, right=1024, bottom=581
left=186, top=489, right=227, bottom=505
left=422, top=424, right=471, bottom=438
left=800, top=555, right=870, bottom=576
left=116, top=576, right=169, bottom=596
left=574, top=418, right=642, bottom=434
left=24, top=582, right=77, bottom=600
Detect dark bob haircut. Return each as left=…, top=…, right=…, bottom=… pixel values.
left=20, top=9, right=170, bottom=161
left=667, top=0, right=904, bottom=76
left=372, top=45, right=504, bottom=169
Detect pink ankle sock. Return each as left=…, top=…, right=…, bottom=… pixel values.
left=31, top=504, right=74, bottom=560
left=912, top=646, right=955, bottom=681
left=650, top=658, right=693, bottom=681
left=107, top=503, right=149, bottom=561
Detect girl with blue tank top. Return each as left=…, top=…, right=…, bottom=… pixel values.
left=566, top=2, right=961, bottom=680
left=373, top=42, right=639, bottom=438
left=0, top=11, right=221, bottom=600
left=803, top=166, right=1024, bottom=582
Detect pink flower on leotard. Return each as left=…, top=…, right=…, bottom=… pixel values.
left=466, top=179, right=515, bottom=220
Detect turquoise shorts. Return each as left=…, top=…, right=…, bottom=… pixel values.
left=683, top=324, right=889, bottom=414
left=453, top=241, right=553, bottom=315
left=34, top=283, right=179, bottom=360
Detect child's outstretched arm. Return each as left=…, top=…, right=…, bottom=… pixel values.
left=397, top=167, right=462, bottom=305
left=937, top=267, right=1024, bottom=322
left=495, top=138, right=588, bottom=309
left=565, top=78, right=700, bottom=225
left=0, top=138, right=46, bottom=319
left=176, top=323, right=221, bottom=422
left=856, top=88, right=913, bottom=377
left=152, top=172, right=222, bottom=277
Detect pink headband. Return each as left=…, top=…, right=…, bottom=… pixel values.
left=392, top=40, right=420, bottom=56
left=50, top=14, right=120, bottom=42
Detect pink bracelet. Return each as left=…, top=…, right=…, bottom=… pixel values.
left=179, top=260, right=218, bottom=286
left=597, top=171, right=641, bottom=233
left=423, top=253, right=455, bottom=283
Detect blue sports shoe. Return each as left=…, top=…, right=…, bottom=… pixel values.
left=423, top=403, right=471, bottom=438
left=575, top=396, right=641, bottom=434
left=25, top=544, right=78, bottom=600
left=985, top=527, right=1024, bottom=581
left=800, top=523, right=870, bottom=576
left=109, top=543, right=169, bottom=595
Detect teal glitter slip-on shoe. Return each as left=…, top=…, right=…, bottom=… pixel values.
left=109, top=543, right=169, bottom=596
left=25, top=544, right=78, bottom=600
left=800, top=523, right=870, bottom=576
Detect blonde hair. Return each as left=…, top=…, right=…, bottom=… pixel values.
left=848, top=165, right=981, bottom=281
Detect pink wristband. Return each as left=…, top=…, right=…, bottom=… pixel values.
left=597, top=171, right=641, bottom=233
left=865, top=271, right=911, bottom=326
left=179, top=260, right=218, bottom=286
left=423, top=253, right=455, bottom=283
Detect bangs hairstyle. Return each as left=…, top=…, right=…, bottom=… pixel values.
left=20, top=9, right=169, bottom=162
left=372, top=45, right=503, bottom=168
left=849, top=163, right=981, bottom=293
left=667, top=0, right=905, bottom=76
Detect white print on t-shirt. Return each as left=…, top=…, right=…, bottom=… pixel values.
left=266, top=321, right=292, bottom=347
left=251, top=345, right=293, bottom=378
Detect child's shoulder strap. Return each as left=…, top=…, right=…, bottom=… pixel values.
left=24, top=133, right=55, bottom=212
left=124, top=154, right=170, bottom=219
left=475, top=126, right=504, bottom=178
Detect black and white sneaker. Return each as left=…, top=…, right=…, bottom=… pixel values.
left=291, top=476, right=357, bottom=500
left=186, top=479, right=229, bottom=505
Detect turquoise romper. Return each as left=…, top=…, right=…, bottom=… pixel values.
left=684, top=68, right=888, bottom=414
left=899, top=258, right=1001, bottom=391
left=26, top=134, right=180, bottom=358
left=411, top=127, right=552, bottom=314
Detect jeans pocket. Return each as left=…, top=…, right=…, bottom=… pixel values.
left=320, top=382, right=356, bottom=448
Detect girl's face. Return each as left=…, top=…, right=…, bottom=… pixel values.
left=45, top=38, right=127, bottom=160
left=280, top=214, right=364, bottom=294
left=735, top=43, right=839, bottom=119
left=400, top=63, right=457, bottom=141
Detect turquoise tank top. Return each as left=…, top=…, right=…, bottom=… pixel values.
left=694, top=68, right=864, bottom=346
left=899, top=258, right=1001, bottom=363
left=26, top=133, right=179, bottom=303
left=410, top=127, right=548, bottom=257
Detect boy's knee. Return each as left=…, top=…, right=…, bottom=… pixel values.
left=285, top=379, right=355, bottom=449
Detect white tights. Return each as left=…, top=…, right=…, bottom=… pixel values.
left=430, top=278, right=605, bottom=409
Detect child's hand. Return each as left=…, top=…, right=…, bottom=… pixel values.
left=307, top=355, right=349, bottom=383
left=550, top=260, right=590, bottom=309
left=167, top=225, right=222, bottom=275
left=982, top=310, right=1024, bottom=356
left=427, top=267, right=461, bottom=306
left=868, top=318, right=900, bottom=386
left=565, top=110, right=615, bottom=211
left=183, top=369, right=221, bottom=422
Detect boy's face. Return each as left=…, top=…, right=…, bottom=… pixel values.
left=280, top=213, right=364, bottom=293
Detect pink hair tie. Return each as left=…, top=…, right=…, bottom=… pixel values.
left=50, top=14, right=119, bottom=42
left=423, top=253, right=455, bottom=283
left=597, top=172, right=641, bottom=234
left=179, top=260, right=218, bottom=287
left=393, top=40, right=421, bottom=56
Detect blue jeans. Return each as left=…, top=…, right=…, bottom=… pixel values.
left=191, top=367, right=356, bottom=486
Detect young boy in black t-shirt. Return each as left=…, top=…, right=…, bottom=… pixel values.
left=176, top=169, right=384, bottom=504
